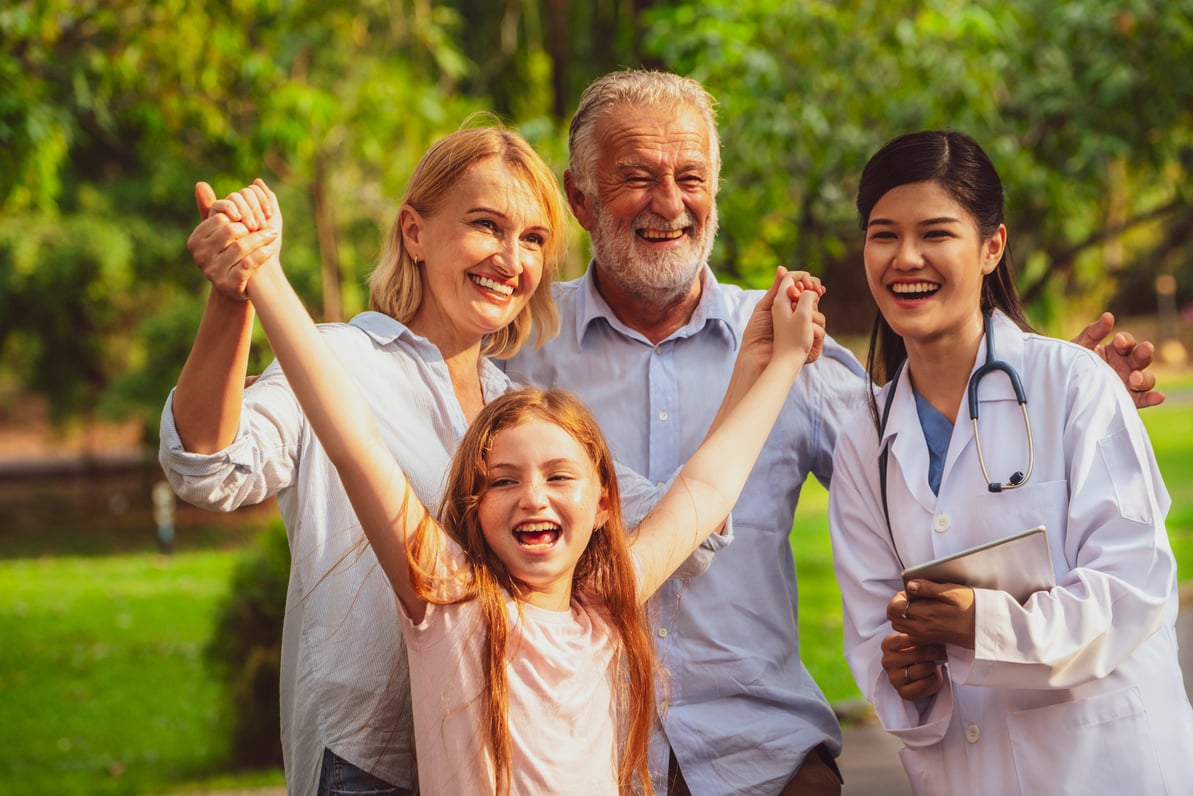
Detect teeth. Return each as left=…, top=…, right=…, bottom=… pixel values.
left=639, top=228, right=684, bottom=242
left=517, top=522, right=560, bottom=533
left=890, top=282, right=939, bottom=296
left=471, top=274, right=514, bottom=296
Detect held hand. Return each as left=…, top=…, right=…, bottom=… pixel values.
left=888, top=579, right=976, bottom=650
left=1071, top=311, right=1164, bottom=409
left=771, top=272, right=825, bottom=366
left=881, top=632, right=947, bottom=701
left=186, top=179, right=283, bottom=300
left=737, top=267, right=789, bottom=377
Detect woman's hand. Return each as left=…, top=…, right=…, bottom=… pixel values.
left=881, top=631, right=947, bottom=701
left=187, top=178, right=282, bottom=300
left=887, top=579, right=977, bottom=650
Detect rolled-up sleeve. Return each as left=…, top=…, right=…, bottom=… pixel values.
left=158, top=364, right=302, bottom=511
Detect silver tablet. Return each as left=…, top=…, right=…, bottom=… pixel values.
left=900, top=525, right=1054, bottom=604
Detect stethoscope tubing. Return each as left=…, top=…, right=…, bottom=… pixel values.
left=877, top=312, right=1035, bottom=570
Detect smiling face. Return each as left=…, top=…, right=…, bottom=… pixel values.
left=402, top=157, right=550, bottom=350
left=570, top=103, right=718, bottom=306
left=477, top=417, right=611, bottom=611
left=864, top=180, right=1006, bottom=351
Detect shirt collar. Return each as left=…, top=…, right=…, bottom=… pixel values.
left=349, top=310, right=511, bottom=395
left=572, top=262, right=739, bottom=349
left=348, top=310, right=412, bottom=345
left=879, top=309, right=1027, bottom=448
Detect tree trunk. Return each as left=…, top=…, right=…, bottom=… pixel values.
left=312, top=154, right=342, bottom=323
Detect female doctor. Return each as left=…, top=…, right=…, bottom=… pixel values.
left=827, top=130, right=1193, bottom=795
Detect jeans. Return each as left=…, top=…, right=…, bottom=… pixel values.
left=316, top=747, right=413, bottom=796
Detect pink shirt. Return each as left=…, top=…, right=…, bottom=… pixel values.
left=398, top=544, right=621, bottom=794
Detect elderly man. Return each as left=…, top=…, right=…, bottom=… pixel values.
left=504, top=69, right=1161, bottom=796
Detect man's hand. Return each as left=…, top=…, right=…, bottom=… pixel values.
left=1072, top=312, right=1165, bottom=409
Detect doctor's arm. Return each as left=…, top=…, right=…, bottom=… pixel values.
left=828, top=434, right=954, bottom=742
left=942, top=363, right=1174, bottom=690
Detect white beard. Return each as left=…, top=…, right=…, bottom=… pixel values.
left=588, top=200, right=718, bottom=307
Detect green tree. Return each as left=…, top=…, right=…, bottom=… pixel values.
left=643, top=0, right=1193, bottom=333
left=0, top=0, right=485, bottom=432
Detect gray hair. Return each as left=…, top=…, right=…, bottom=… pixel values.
left=568, top=70, right=721, bottom=197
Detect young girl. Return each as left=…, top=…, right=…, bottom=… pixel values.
left=828, top=130, right=1193, bottom=794
left=238, top=182, right=824, bottom=794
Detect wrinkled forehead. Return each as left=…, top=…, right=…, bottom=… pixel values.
left=596, top=102, right=716, bottom=167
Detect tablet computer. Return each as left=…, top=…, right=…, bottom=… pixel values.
left=900, top=525, right=1054, bottom=604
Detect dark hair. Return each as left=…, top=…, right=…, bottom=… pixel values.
left=856, top=130, right=1034, bottom=404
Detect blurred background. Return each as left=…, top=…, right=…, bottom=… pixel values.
left=2, top=1, right=1191, bottom=794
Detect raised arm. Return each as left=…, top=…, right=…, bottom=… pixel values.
left=172, top=181, right=279, bottom=452
left=630, top=272, right=824, bottom=600
left=239, top=180, right=435, bottom=620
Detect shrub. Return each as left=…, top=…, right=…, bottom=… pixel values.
left=205, top=519, right=290, bottom=768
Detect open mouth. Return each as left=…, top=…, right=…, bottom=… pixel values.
left=514, top=521, right=562, bottom=549
left=889, top=281, right=941, bottom=301
left=636, top=227, right=687, bottom=243
left=470, top=274, right=515, bottom=297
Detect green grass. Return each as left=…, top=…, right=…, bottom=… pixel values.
left=791, top=369, right=1193, bottom=708
left=0, top=550, right=283, bottom=796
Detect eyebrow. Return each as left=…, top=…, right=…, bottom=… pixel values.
left=467, top=205, right=506, bottom=217
left=488, top=457, right=581, bottom=471
left=868, top=215, right=962, bottom=227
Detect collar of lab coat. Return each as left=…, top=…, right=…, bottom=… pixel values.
left=878, top=310, right=1028, bottom=509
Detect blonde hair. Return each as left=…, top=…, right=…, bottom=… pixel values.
left=368, top=124, right=564, bottom=358
left=408, top=388, right=657, bottom=795
left=568, top=69, right=721, bottom=198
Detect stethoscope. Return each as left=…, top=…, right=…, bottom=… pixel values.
left=877, top=312, right=1035, bottom=569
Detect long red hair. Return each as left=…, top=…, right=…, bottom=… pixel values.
left=405, top=388, right=656, bottom=795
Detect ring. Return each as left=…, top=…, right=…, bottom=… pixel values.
left=904, top=666, right=912, bottom=683
left=902, top=599, right=912, bottom=620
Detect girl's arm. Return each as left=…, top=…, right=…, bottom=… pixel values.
left=173, top=182, right=277, bottom=453
left=630, top=271, right=823, bottom=600
left=241, top=180, right=435, bottom=621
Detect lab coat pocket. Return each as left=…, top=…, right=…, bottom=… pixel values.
left=897, top=742, right=946, bottom=795
left=1098, top=427, right=1153, bottom=525
left=1006, top=686, right=1164, bottom=794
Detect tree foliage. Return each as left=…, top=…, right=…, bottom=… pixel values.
left=2, top=0, right=1190, bottom=430
left=643, top=0, right=1193, bottom=332
left=0, top=0, right=485, bottom=426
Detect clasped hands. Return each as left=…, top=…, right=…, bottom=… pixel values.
left=186, top=178, right=282, bottom=300
left=881, top=578, right=976, bottom=701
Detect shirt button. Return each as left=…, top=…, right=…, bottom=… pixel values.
left=965, top=724, right=980, bottom=744
left=655, top=481, right=666, bottom=489
left=659, top=410, right=669, bottom=421
left=933, top=514, right=951, bottom=533
left=659, top=700, right=670, bottom=713
left=654, top=345, right=663, bottom=355
left=657, top=628, right=668, bottom=638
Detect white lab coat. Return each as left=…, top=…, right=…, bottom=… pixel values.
left=829, top=311, right=1193, bottom=796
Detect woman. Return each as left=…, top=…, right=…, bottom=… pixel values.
left=827, top=130, right=1193, bottom=795
left=160, top=125, right=585, bottom=795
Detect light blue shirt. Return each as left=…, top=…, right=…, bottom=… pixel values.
left=914, top=389, right=953, bottom=495
left=506, top=266, right=871, bottom=795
